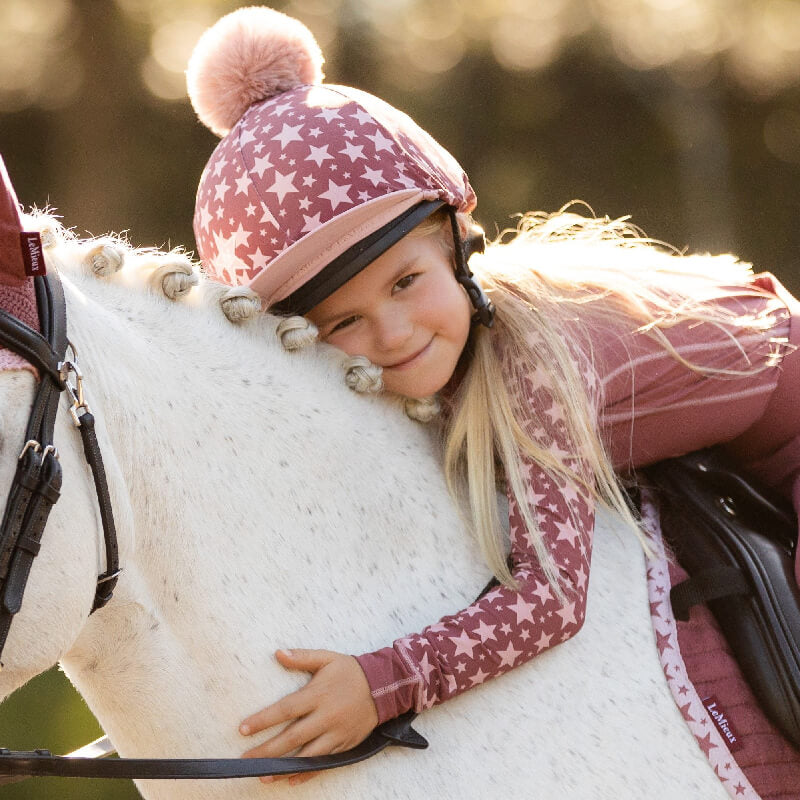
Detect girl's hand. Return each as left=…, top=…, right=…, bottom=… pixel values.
left=240, top=648, right=379, bottom=787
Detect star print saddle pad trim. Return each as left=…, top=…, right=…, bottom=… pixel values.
left=642, top=489, right=800, bottom=800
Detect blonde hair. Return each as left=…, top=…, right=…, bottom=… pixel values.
left=281, top=204, right=787, bottom=594
left=432, top=207, right=786, bottom=591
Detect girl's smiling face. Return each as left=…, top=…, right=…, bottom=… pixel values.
left=307, top=231, right=473, bottom=399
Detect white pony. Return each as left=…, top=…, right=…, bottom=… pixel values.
left=0, top=218, right=728, bottom=799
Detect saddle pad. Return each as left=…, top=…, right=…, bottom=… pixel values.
left=642, top=489, right=800, bottom=800
left=0, top=280, right=39, bottom=373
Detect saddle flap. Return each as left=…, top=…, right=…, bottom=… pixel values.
left=645, top=447, right=800, bottom=749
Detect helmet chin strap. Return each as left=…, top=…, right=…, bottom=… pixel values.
left=448, top=208, right=495, bottom=328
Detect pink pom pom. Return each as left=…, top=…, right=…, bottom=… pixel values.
left=187, top=6, right=325, bottom=137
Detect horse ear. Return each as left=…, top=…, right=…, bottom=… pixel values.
left=0, top=154, right=27, bottom=287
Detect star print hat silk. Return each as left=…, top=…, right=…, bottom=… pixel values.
left=187, top=6, right=476, bottom=313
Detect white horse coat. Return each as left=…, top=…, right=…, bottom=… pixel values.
left=0, top=230, right=728, bottom=799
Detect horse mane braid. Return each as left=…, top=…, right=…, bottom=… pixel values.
left=21, top=211, right=262, bottom=324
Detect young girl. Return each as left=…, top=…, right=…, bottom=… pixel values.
left=187, top=7, right=800, bottom=785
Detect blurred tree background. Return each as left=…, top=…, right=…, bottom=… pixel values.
left=1, top=0, right=800, bottom=797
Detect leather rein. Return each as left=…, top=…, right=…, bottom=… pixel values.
left=0, top=272, right=428, bottom=784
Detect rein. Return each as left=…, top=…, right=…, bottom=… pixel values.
left=0, top=712, right=427, bottom=783
left=0, top=272, right=429, bottom=784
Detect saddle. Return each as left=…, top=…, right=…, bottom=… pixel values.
left=644, top=448, right=800, bottom=749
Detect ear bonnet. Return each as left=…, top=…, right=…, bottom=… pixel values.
left=188, top=6, right=492, bottom=325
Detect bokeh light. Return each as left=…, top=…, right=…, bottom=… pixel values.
left=2, top=0, right=800, bottom=111
left=0, top=0, right=80, bottom=110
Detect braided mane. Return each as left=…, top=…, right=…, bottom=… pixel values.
left=22, top=210, right=262, bottom=324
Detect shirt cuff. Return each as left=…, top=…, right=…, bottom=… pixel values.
left=354, top=646, right=420, bottom=725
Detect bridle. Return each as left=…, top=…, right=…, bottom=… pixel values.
left=0, top=271, right=120, bottom=664
left=0, top=270, right=428, bottom=784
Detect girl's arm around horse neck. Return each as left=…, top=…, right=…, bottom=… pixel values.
left=355, top=353, right=596, bottom=723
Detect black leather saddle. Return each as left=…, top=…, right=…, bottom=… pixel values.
left=644, top=448, right=800, bottom=749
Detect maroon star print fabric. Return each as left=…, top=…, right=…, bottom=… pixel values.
left=193, top=84, right=475, bottom=308
left=356, top=334, right=598, bottom=723
left=356, top=273, right=799, bottom=730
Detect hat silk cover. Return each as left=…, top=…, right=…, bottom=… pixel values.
left=189, top=8, right=476, bottom=311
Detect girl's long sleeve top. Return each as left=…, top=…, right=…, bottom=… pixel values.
left=354, top=337, right=598, bottom=723
left=355, top=273, right=793, bottom=724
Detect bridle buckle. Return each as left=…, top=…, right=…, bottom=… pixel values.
left=58, top=342, right=91, bottom=426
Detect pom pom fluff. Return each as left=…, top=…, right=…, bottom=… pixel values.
left=187, top=6, right=325, bottom=137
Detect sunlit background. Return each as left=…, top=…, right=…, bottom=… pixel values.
left=1, top=0, right=800, bottom=797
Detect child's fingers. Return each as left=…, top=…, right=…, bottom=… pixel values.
left=242, top=714, right=326, bottom=760
left=240, top=649, right=342, bottom=737
left=275, top=648, right=335, bottom=672
left=240, top=650, right=323, bottom=736
left=274, top=733, right=341, bottom=787
left=240, top=703, right=297, bottom=737
left=287, top=771, right=320, bottom=787
left=240, top=689, right=314, bottom=740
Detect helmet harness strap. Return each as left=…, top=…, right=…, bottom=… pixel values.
left=448, top=207, right=495, bottom=328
